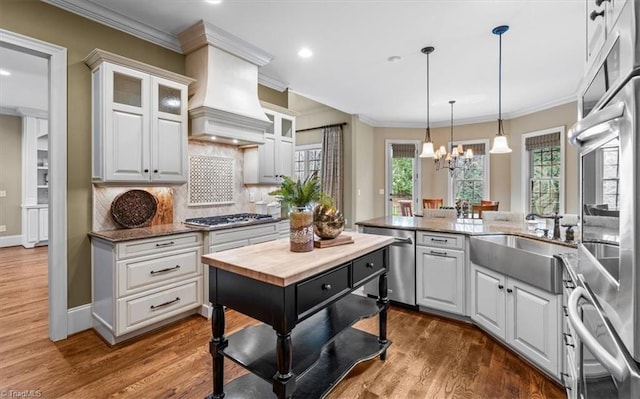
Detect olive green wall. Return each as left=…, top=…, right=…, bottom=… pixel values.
left=0, top=114, right=22, bottom=236
left=258, top=85, right=288, bottom=109
left=0, top=0, right=186, bottom=308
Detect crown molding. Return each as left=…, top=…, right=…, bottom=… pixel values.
left=258, top=73, right=288, bottom=92
left=178, top=20, right=273, bottom=66
left=42, top=0, right=182, bottom=53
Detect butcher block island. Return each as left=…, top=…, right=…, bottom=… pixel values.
left=201, top=232, right=394, bottom=399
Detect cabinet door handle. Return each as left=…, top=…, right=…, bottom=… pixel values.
left=590, top=9, right=604, bottom=20
left=144, top=169, right=149, bottom=173
left=560, top=373, right=572, bottom=390
left=506, top=288, right=513, bottom=293
left=595, top=0, right=610, bottom=7
left=498, top=284, right=504, bottom=290
left=563, top=332, right=575, bottom=347
left=150, top=297, right=180, bottom=310
left=321, top=283, right=332, bottom=291
left=155, top=241, right=175, bottom=248
left=429, top=250, right=448, bottom=257
left=563, top=305, right=569, bottom=317
left=150, top=265, right=181, bottom=275
left=430, top=238, right=448, bottom=243
left=153, top=169, right=158, bottom=173
left=563, top=279, right=575, bottom=289
left=366, top=262, right=375, bottom=268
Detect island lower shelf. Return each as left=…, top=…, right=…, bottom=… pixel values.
left=221, top=327, right=390, bottom=399
left=222, top=294, right=386, bottom=383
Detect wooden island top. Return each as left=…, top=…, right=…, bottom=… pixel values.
left=201, top=232, right=394, bottom=287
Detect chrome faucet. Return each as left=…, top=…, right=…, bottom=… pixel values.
left=526, top=212, right=563, bottom=240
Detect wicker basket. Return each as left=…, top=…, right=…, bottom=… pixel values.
left=110, top=189, right=158, bottom=229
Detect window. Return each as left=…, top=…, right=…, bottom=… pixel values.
left=601, top=139, right=620, bottom=210
left=294, top=145, right=322, bottom=181
left=448, top=140, right=489, bottom=205
left=522, top=128, right=564, bottom=215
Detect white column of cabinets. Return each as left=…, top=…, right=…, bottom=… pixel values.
left=85, top=49, right=193, bottom=184
left=244, top=108, right=295, bottom=184
left=21, top=115, right=49, bottom=248
left=470, top=262, right=561, bottom=377
left=415, top=232, right=465, bottom=315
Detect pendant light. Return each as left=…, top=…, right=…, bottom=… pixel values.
left=419, top=46, right=436, bottom=158
left=489, top=25, right=512, bottom=154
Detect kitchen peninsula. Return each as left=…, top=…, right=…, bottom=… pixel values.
left=201, top=232, right=394, bottom=399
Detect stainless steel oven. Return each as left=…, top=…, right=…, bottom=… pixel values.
left=569, top=0, right=640, bottom=365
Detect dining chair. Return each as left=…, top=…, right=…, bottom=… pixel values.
left=423, top=198, right=444, bottom=209
left=480, top=200, right=499, bottom=209
left=472, top=204, right=499, bottom=219
left=399, top=200, right=413, bottom=216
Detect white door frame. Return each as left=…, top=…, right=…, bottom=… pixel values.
left=384, top=139, right=422, bottom=216
left=1, top=29, right=68, bottom=341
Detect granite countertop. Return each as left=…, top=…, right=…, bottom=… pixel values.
left=202, top=232, right=394, bottom=286
left=88, top=217, right=288, bottom=243
left=356, top=216, right=578, bottom=248
left=88, top=223, right=203, bottom=242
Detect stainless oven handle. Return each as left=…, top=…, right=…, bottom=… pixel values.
left=567, top=287, right=628, bottom=381
left=568, top=101, right=624, bottom=146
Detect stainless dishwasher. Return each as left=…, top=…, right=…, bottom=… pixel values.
left=362, top=226, right=416, bottom=307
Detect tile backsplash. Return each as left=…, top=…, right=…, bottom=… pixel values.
left=92, top=141, right=280, bottom=231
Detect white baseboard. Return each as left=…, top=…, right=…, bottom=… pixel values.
left=0, top=235, right=22, bottom=248
left=67, top=304, right=92, bottom=335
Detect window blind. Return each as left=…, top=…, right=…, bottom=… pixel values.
left=525, top=132, right=561, bottom=151
left=391, top=143, right=416, bottom=158
left=461, top=143, right=486, bottom=156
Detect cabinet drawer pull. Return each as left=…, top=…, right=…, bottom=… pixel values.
left=498, top=284, right=504, bottom=290
left=321, top=283, right=332, bottom=291
left=590, top=9, right=604, bottom=21
left=150, top=265, right=181, bottom=275
left=155, top=241, right=175, bottom=248
left=563, top=332, right=575, bottom=347
left=366, top=262, right=375, bottom=268
left=144, top=168, right=149, bottom=173
left=153, top=169, right=158, bottom=173
left=563, top=279, right=575, bottom=289
left=560, top=373, right=572, bottom=390
left=595, top=0, right=610, bottom=6
left=506, top=288, right=513, bottom=293
left=150, top=297, right=180, bottom=310
left=430, top=250, right=448, bottom=257
left=430, top=238, right=448, bottom=243
left=563, top=305, right=569, bottom=317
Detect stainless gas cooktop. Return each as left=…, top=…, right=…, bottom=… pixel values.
left=184, top=213, right=274, bottom=228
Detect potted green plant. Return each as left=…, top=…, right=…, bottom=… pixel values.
left=269, top=172, right=322, bottom=252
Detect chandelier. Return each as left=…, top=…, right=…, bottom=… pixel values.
left=434, top=100, right=474, bottom=175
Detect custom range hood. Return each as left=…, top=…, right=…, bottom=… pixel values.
left=178, top=21, right=273, bottom=145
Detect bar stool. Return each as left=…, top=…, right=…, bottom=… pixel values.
left=399, top=200, right=413, bottom=216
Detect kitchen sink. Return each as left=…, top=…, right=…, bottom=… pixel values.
left=469, top=235, right=576, bottom=294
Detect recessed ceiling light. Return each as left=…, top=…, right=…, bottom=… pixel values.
left=387, top=56, right=402, bottom=63
left=232, top=139, right=239, bottom=144
left=210, top=136, right=217, bottom=140
left=206, top=0, right=223, bottom=4
left=297, top=47, right=313, bottom=59
left=0, top=69, right=11, bottom=76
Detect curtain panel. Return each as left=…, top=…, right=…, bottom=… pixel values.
left=321, top=126, right=344, bottom=211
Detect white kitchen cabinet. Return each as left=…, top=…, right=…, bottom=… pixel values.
left=85, top=49, right=193, bottom=185
left=585, top=0, right=628, bottom=68
left=91, top=232, right=204, bottom=344
left=470, top=262, right=560, bottom=377
left=243, top=108, right=295, bottom=184
left=415, top=232, right=465, bottom=315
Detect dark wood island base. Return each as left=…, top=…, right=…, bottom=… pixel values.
left=201, top=233, right=394, bottom=399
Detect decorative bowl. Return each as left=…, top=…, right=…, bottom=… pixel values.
left=313, top=204, right=345, bottom=239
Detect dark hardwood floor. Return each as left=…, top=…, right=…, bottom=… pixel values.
left=0, top=245, right=565, bottom=398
